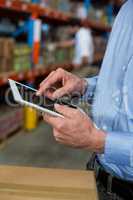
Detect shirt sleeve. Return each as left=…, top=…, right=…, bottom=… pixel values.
left=105, top=131, right=133, bottom=167
left=83, top=76, right=98, bottom=101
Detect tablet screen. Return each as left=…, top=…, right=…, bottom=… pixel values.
left=16, top=82, right=77, bottom=112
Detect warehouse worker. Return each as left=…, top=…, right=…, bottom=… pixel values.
left=37, top=0, right=133, bottom=199
left=55, top=2, right=94, bottom=69
left=55, top=24, right=94, bottom=69
left=73, top=25, right=94, bottom=68
left=74, top=2, right=94, bottom=67
left=56, top=2, right=94, bottom=69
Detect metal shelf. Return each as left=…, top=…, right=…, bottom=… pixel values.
left=0, top=0, right=111, bottom=31
left=0, top=1, right=106, bottom=86
left=0, top=63, right=73, bottom=87
left=0, top=50, right=104, bottom=87
left=0, top=0, right=71, bottom=24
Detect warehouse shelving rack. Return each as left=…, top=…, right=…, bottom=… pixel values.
left=0, top=53, right=104, bottom=87
left=0, top=63, right=73, bottom=86
left=0, top=0, right=111, bottom=30
left=0, top=0, right=109, bottom=140
left=0, top=0, right=110, bottom=86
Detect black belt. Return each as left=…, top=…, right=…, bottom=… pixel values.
left=97, top=165, right=133, bottom=200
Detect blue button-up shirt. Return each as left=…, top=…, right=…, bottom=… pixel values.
left=84, top=0, right=133, bottom=181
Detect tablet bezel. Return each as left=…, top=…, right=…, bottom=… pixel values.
left=8, top=79, right=63, bottom=118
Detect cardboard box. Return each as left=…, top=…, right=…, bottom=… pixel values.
left=0, top=57, right=13, bottom=72
left=0, top=166, right=98, bottom=200
left=13, top=44, right=32, bottom=72
left=0, top=38, right=14, bottom=59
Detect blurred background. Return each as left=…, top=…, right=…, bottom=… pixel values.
left=0, top=0, right=125, bottom=169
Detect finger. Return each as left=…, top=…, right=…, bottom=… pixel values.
left=44, top=86, right=56, bottom=99
left=43, top=114, right=64, bottom=129
left=53, top=129, right=75, bottom=146
left=37, top=70, right=63, bottom=96
left=54, top=104, right=78, bottom=118
left=52, top=85, right=70, bottom=99
left=44, top=90, right=54, bottom=99
left=53, top=129, right=67, bottom=143
left=53, top=129, right=61, bottom=140
left=40, top=71, right=55, bottom=87
left=37, top=71, right=56, bottom=96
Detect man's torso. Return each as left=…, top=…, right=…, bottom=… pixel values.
left=92, top=0, right=133, bottom=180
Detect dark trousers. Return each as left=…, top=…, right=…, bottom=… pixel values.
left=87, top=154, right=133, bottom=200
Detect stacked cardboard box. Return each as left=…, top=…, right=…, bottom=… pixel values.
left=43, top=42, right=74, bottom=66
left=0, top=39, right=32, bottom=73
left=0, top=166, right=98, bottom=200
left=0, top=38, right=14, bottom=73
left=13, top=44, right=32, bottom=72
left=48, top=0, right=70, bottom=12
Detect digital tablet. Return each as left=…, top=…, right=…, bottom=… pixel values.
left=8, top=79, right=78, bottom=118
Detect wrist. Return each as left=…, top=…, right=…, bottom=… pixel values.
left=92, top=129, right=107, bottom=153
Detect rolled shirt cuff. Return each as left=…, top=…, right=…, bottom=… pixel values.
left=105, top=131, right=133, bottom=167
left=82, top=77, right=97, bottom=102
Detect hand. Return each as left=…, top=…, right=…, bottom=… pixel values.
left=43, top=104, right=106, bottom=153
left=37, top=68, right=87, bottom=99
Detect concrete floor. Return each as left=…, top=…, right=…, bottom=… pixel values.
left=0, top=122, right=90, bottom=169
